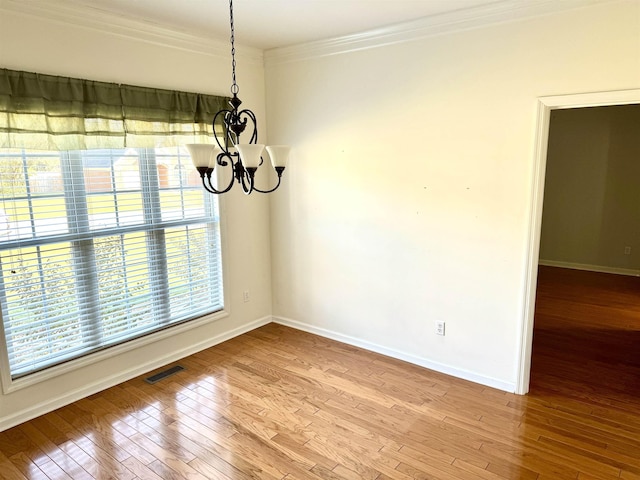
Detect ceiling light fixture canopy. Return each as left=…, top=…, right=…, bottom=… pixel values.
left=186, top=0, right=289, bottom=195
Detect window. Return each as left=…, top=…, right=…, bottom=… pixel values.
left=0, top=68, right=230, bottom=382
left=0, top=147, right=223, bottom=379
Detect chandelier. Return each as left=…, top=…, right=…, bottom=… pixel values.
left=186, top=0, right=290, bottom=195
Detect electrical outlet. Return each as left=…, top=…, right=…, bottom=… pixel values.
left=624, top=246, right=632, bottom=255
left=243, top=290, right=250, bottom=302
left=435, top=321, right=446, bottom=336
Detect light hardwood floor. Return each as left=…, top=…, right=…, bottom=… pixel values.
left=1, top=266, right=639, bottom=479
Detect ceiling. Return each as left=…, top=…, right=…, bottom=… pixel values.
left=55, top=0, right=506, bottom=50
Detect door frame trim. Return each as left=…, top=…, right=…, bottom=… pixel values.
left=516, top=89, right=640, bottom=395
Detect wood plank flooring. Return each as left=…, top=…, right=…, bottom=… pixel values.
left=1, top=265, right=639, bottom=479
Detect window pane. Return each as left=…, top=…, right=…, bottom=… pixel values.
left=0, top=153, right=69, bottom=240
left=87, top=192, right=145, bottom=229
left=166, top=224, right=223, bottom=319
left=31, top=196, right=69, bottom=237
left=82, top=150, right=146, bottom=231
left=156, top=149, right=207, bottom=222
left=1, top=243, right=82, bottom=376
left=95, top=233, right=155, bottom=342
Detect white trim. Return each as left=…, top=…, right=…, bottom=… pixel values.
left=516, top=98, right=551, bottom=395
left=537, top=89, right=640, bottom=109
left=1, top=0, right=615, bottom=67
left=264, top=0, right=614, bottom=65
left=3, top=309, right=227, bottom=394
left=217, top=182, right=232, bottom=328
left=0, top=315, right=271, bottom=432
left=273, top=316, right=515, bottom=393
left=539, top=259, right=640, bottom=277
left=516, top=88, right=640, bottom=395
left=0, top=0, right=263, bottom=66
left=0, top=310, right=11, bottom=397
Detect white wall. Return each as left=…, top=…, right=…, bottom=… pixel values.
left=540, top=105, right=640, bottom=274
left=266, top=0, right=640, bottom=391
left=0, top=8, right=273, bottom=428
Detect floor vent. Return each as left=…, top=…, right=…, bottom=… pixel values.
left=145, top=365, right=185, bottom=384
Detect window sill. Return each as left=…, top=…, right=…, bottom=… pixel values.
left=1, top=308, right=228, bottom=394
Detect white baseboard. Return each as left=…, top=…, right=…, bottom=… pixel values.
left=0, top=316, right=271, bottom=432
left=2, top=313, right=519, bottom=431
left=539, top=259, right=640, bottom=277
left=272, top=316, right=516, bottom=393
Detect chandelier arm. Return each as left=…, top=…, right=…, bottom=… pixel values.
left=225, top=109, right=245, bottom=144
left=230, top=155, right=253, bottom=194
left=200, top=172, right=224, bottom=194
left=251, top=176, right=282, bottom=194
left=211, top=153, right=237, bottom=194
left=211, top=171, right=236, bottom=195
left=251, top=167, right=286, bottom=194
left=213, top=109, right=233, bottom=160
left=239, top=168, right=255, bottom=195
left=237, top=109, right=259, bottom=144
left=196, top=154, right=236, bottom=195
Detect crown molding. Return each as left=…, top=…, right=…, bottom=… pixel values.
left=264, top=0, right=615, bottom=66
left=0, top=0, right=264, bottom=65
left=0, top=0, right=618, bottom=67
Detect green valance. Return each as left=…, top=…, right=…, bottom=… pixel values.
left=0, top=68, right=229, bottom=150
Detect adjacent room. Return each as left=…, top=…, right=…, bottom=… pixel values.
left=531, top=104, right=640, bottom=404
left=0, top=0, right=639, bottom=478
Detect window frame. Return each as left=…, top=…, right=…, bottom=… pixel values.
left=0, top=148, right=230, bottom=394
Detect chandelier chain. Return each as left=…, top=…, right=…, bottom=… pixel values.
left=229, top=0, right=239, bottom=95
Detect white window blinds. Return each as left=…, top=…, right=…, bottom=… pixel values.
left=0, top=147, right=223, bottom=378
